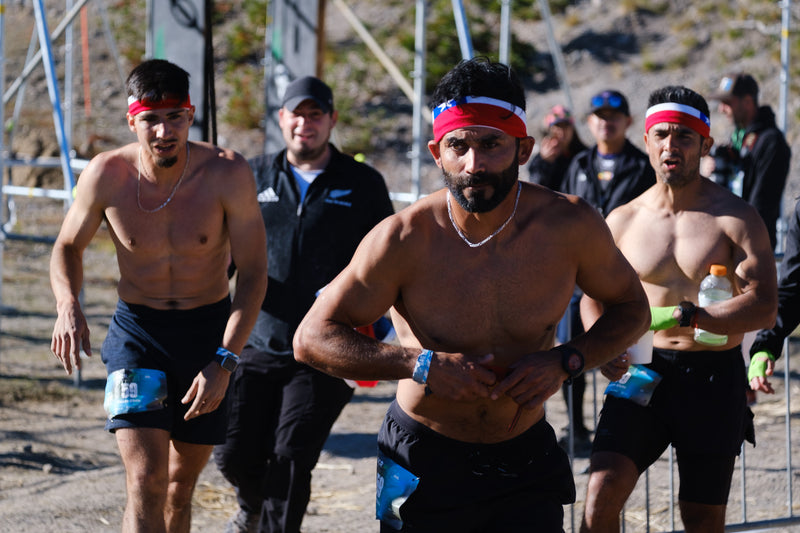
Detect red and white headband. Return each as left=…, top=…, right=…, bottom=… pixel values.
left=645, top=102, right=710, bottom=138
left=432, top=96, right=527, bottom=143
left=127, top=95, right=192, bottom=117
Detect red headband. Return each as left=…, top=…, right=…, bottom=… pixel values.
left=645, top=102, right=710, bottom=138
left=432, top=96, right=527, bottom=143
left=127, top=95, right=192, bottom=116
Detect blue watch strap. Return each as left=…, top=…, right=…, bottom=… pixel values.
left=412, top=349, right=434, bottom=384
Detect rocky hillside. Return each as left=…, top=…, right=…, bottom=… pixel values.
left=6, top=0, right=800, bottom=212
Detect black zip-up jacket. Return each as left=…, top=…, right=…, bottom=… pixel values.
left=246, top=146, right=394, bottom=357
left=562, top=140, right=655, bottom=216
left=737, top=105, right=791, bottom=250
left=751, top=198, right=800, bottom=360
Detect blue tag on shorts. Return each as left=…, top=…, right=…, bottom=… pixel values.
left=376, top=449, right=420, bottom=530
left=605, top=364, right=663, bottom=407
left=104, top=368, right=168, bottom=419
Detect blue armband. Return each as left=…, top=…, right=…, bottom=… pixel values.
left=412, top=349, right=433, bottom=384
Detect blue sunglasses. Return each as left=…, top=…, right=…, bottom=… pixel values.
left=591, top=93, right=624, bottom=109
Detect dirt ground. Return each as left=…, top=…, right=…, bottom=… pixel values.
left=2, top=199, right=800, bottom=533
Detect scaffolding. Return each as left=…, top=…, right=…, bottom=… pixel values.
left=0, top=0, right=126, bottom=385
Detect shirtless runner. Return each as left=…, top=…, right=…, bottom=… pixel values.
left=50, top=59, right=267, bottom=533
left=580, top=85, right=777, bottom=533
left=293, top=57, right=649, bottom=532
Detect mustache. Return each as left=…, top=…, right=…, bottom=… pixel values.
left=459, top=173, right=492, bottom=187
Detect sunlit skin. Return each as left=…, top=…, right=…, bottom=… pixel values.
left=431, top=126, right=529, bottom=217
left=127, top=106, right=193, bottom=171
left=644, top=121, right=714, bottom=189
left=279, top=100, right=339, bottom=170
left=587, top=109, right=632, bottom=154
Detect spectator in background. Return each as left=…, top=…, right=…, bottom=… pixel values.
left=528, top=104, right=587, bottom=191
left=709, top=72, right=791, bottom=251
left=749, top=198, right=800, bottom=394
left=213, top=76, right=394, bottom=533
left=557, top=90, right=655, bottom=452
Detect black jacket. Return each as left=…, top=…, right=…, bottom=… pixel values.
left=751, top=199, right=800, bottom=359
left=561, top=140, right=655, bottom=216
left=738, top=105, right=791, bottom=250
left=246, top=146, right=394, bottom=356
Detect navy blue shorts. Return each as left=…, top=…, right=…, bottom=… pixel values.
left=593, top=346, right=754, bottom=505
left=378, top=400, right=575, bottom=532
left=101, top=298, right=231, bottom=445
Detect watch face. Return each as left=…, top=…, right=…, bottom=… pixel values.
left=221, top=357, right=238, bottom=372
left=568, top=353, right=582, bottom=372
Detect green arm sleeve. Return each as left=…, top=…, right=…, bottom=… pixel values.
left=650, top=306, right=678, bottom=331
left=748, top=350, right=776, bottom=381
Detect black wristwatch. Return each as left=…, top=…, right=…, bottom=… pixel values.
left=552, top=344, right=585, bottom=384
left=214, top=347, right=240, bottom=372
left=677, top=301, right=698, bottom=328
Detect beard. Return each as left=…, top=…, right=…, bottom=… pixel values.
left=155, top=154, right=178, bottom=168
left=294, top=142, right=328, bottom=163
left=443, top=154, right=519, bottom=213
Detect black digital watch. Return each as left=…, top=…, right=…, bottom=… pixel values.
left=552, top=344, right=585, bottom=385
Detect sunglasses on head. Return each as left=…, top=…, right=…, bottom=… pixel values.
left=591, top=93, right=624, bottom=109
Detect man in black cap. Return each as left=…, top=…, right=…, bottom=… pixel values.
left=558, top=89, right=655, bottom=454
left=214, top=76, right=394, bottom=533
left=709, top=72, right=791, bottom=251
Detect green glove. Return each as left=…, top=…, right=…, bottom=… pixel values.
left=650, top=306, right=678, bottom=331
left=748, top=350, right=776, bottom=381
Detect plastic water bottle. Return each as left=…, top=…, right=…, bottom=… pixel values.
left=694, top=264, right=732, bottom=346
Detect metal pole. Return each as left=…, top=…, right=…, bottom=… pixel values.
left=499, top=0, right=512, bottom=65
left=410, top=0, right=427, bottom=203
left=32, top=0, right=76, bottom=194
left=0, top=0, right=5, bottom=366
left=537, top=0, right=574, bottom=111
left=65, top=0, right=75, bottom=157
left=784, top=336, right=793, bottom=516
left=451, top=0, right=473, bottom=60
left=95, top=0, right=128, bottom=88
left=778, top=0, right=790, bottom=134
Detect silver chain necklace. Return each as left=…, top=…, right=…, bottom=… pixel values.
left=446, top=183, right=521, bottom=248
left=137, top=144, right=190, bottom=213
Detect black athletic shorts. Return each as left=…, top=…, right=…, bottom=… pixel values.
left=377, top=400, right=575, bottom=532
left=101, top=297, right=231, bottom=445
left=593, top=346, right=755, bottom=505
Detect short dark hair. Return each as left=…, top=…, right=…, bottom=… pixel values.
left=126, top=59, right=190, bottom=103
left=647, top=85, right=710, bottom=118
left=430, top=57, right=526, bottom=111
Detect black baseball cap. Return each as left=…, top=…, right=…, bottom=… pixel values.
left=281, top=76, right=334, bottom=113
left=589, top=90, right=630, bottom=116
left=710, top=73, right=759, bottom=102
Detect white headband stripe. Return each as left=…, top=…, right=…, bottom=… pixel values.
left=645, top=103, right=710, bottom=127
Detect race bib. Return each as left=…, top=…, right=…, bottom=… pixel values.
left=376, top=450, right=420, bottom=530
left=104, top=368, right=168, bottom=419
left=605, top=364, right=662, bottom=407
